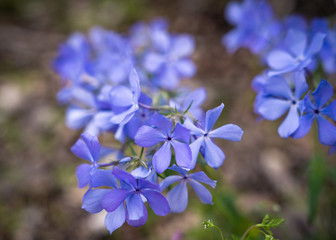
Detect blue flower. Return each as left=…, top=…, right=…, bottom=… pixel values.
left=100, top=167, right=170, bottom=233
left=266, top=29, right=325, bottom=76
left=183, top=103, right=243, bottom=169
left=160, top=165, right=216, bottom=213
left=71, top=133, right=102, bottom=188
left=292, top=79, right=336, bottom=146
left=135, top=113, right=192, bottom=173
left=143, top=34, right=196, bottom=89
left=256, top=71, right=308, bottom=138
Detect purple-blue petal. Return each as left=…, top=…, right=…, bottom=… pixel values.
left=205, top=103, right=224, bottom=132
left=82, top=189, right=111, bottom=214
left=149, top=112, right=172, bottom=135
left=321, top=100, right=336, bottom=122
left=189, top=137, right=204, bottom=169
left=257, top=98, right=290, bottom=120
left=312, top=79, right=333, bottom=108
left=183, top=119, right=204, bottom=136
left=105, top=204, right=126, bottom=234
left=90, top=169, right=118, bottom=188
left=305, top=32, right=326, bottom=58
left=134, top=125, right=166, bottom=147
left=102, top=189, right=132, bottom=212
left=138, top=179, right=160, bottom=191
left=203, top=138, right=225, bottom=168
left=76, top=163, right=92, bottom=188
left=65, top=106, right=94, bottom=130
left=188, top=179, right=213, bottom=204
left=160, top=175, right=183, bottom=190
left=294, top=70, right=308, bottom=99
left=291, top=113, right=315, bottom=139
left=208, top=124, right=243, bottom=141
left=317, top=116, right=336, bottom=146
left=171, top=140, right=192, bottom=169
left=172, top=123, right=190, bottom=143
left=125, top=194, right=147, bottom=227
left=188, top=171, right=217, bottom=188
left=278, top=105, right=300, bottom=138
left=152, top=141, right=172, bottom=174
left=267, top=50, right=296, bottom=70
left=112, top=167, right=137, bottom=188
left=167, top=181, right=188, bottom=213
left=71, top=133, right=101, bottom=163
left=141, top=190, right=170, bottom=216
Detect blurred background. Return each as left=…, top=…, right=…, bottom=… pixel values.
left=0, top=0, right=336, bottom=239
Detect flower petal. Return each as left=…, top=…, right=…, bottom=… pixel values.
left=105, top=204, right=126, bottom=234
left=188, top=171, right=217, bottom=188
left=209, top=124, right=243, bottom=141
left=152, top=141, right=172, bottom=174
left=172, top=123, right=190, bottom=143
left=183, top=119, right=204, bottom=136
left=82, top=189, right=111, bottom=213
left=167, top=181, right=188, bottom=213
left=143, top=52, right=164, bottom=73
left=149, top=113, right=172, bottom=135
left=142, top=190, right=170, bottom=216
left=65, top=106, right=93, bottom=130
left=278, top=105, right=300, bottom=138
left=291, top=113, right=315, bottom=139
left=205, top=103, right=224, bottom=132
left=125, top=194, right=147, bottom=227
left=160, top=175, right=183, bottom=190
left=267, top=50, right=296, bottom=70
left=312, top=79, right=333, bottom=108
left=305, top=32, right=326, bottom=58
left=189, top=137, right=204, bottom=169
left=264, top=75, right=293, bottom=99
left=284, top=29, right=307, bottom=57
left=172, top=140, right=192, bottom=169
left=175, top=59, right=196, bottom=77
left=294, top=70, right=308, bottom=99
left=102, top=189, right=132, bottom=212
left=257, top=98, right=290, bottom=120
left=90, top=169, right=118, bottom=188
left=203, top=138, right=225, bottom=168
left=112, top=167, right=137, bottom=188
left=71, top=133, right=101, bottom=163
left=76, top=163, right=92, bottom=188
left=135, top=125, right=166, bottom=147
left=317, top=116, right=336, bottom=146
left=188, top=179, right=213, bottom=204
left=322, top=100, right=336, bottom=122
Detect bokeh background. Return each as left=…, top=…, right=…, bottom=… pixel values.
left=1, top=0, right=336, bottom=239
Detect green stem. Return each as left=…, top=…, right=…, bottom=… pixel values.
left=241, top=225, right=257, bottom=240
left=214, top=225, right=224, bottom=240
left=139, top=147, right=144, bottom=160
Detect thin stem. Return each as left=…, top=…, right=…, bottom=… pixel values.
left=98, top=161, right=119, bottom=167
left=214, top=225, right=224, bottom=240
left=241, top=225, right=257, bottom=240
left=139, top=147, right=144, bottom=160
left=139, top=102, right=171, bottom=111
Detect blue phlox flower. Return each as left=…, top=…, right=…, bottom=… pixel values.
left=134, top=113, right=192, bottom=173
left=101, top=167, right=170, bottom=233
left=283, top=15, right=307, bottom=32
left=183, top=103, right=243, bottom=169
left=71, top=133, right=103, bottom=188
left=266, top=29, right=326, bottom=76
left=223, top=0, right=279, bottom=54
left=291, top=79, right=336, bottom=146
left=160, top=165, right=216, bottom=213
left=53, top=33, right=92, bottom=83
left=256, top=71, right=308, bottom=138
left=143, top=34, right=196, bottom=89
left=169, top=87, right=207, bottom=121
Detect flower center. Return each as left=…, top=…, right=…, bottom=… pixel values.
left=167, top=136, right=172, bottom=141
left=314, top=109, right=320, bottom=114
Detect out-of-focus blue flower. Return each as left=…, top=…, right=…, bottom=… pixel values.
left=292, top=79, right=336, bottom=146
left=53, top=33, right=94, bottom=85
left=135, top=113, right=192, bottom=173
left=183, top=103, right=243, bottom=169
left=223, top=0, right=281, bottom=54
left=100, top=167, right=170, bottom=233
left=169, top=87, right=207, bottom=121
left=256, top=71, right=308, bottom=138
left=283, top=15, right=307, bottom=32
left=266, top=29, right=325, bottom=76
left=160, top=165, right=216, bottom=213
left=143, top=34, right=196, bottom=89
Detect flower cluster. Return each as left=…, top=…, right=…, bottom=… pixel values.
left=223, top=0, right=336, bottom=151
left=54, top=19, right=244, bottom=233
